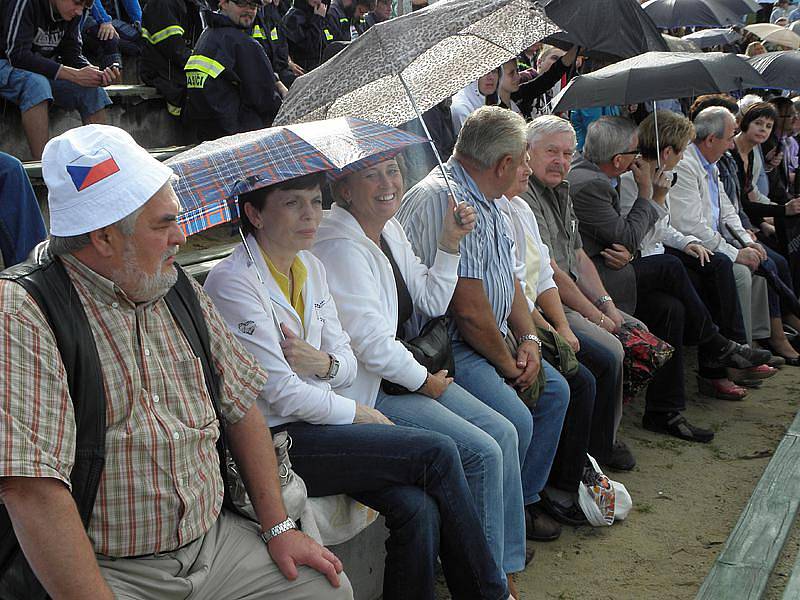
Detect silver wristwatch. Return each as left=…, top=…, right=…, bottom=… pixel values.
left=594, top=294, right=612, bottom=308
left=317, top=354, right=340, bottom=380
left=518, top=333, right=542, bottom=349
left=260, top=516, right=297, bottom=545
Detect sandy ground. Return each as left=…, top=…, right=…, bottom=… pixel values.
left=509, top=349, right=800, bottom=600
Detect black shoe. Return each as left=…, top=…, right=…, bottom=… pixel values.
left=705, top=341, right=772, bottom=370
left=598, top=440, right=636, bottom=471
left=539, top=491, right=588, bottom=527
left=525, top=503, right=561, bottom=541
left=642, top=411, right=714, bottom=443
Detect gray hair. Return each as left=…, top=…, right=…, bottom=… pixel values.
left=49, top=205, right=145, bottom=256
left=526, top=115, right=576, bottom=148
left=693, top=106, right=733, bottom=142
left=583, top=116, right=638, bottom=165
left=454, top=106, right=527, bottom=170
left=738, top=93, right=764, bottom=116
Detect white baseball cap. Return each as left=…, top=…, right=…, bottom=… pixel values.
left=43, top=125, right=176, bottom=236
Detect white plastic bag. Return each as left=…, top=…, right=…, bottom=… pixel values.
left=578, top=455, right=633, bottom=526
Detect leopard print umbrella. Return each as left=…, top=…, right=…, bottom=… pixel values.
left=274, top=0, right=560, bottom=127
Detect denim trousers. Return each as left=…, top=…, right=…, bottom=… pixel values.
left=0, top=153, right=46, bottom=267
left=451, top=342, right=569, bottom=506
left=271, top=422, right=507, bottom=600
left=375, top=382, right=525, bottom=574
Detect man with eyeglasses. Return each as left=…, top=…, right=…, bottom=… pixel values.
left=669, top=107, right=776, bottom=381
left=570, top=115, right=768, bottom=443
left=0, top=0, right=120, bottom=160
left=183, top=0, right=283, bottom=141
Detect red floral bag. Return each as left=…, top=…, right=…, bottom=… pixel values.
left=615, top=323, right=673, bottom=402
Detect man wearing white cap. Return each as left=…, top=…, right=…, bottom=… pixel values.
left=0, top=124, right=352, bottom=600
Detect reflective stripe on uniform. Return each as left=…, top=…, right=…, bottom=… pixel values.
left=141, top=25, right=185, bottom=44
left=251, top=25, right=266, bottom=39
left=184, top=55, right=225, bottom=78
left=323, top=28, right=333, bottom=41
left=339, top=17, right=348, bottom=22
left=166, top=102, right=182, bottom=116
left=270, top=26, right=278, bottom=41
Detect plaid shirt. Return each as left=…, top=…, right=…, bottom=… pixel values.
left=0, top=254, right=268, bottom=557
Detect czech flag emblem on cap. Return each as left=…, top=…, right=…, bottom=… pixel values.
left=66, top=149, right=120, bottom=192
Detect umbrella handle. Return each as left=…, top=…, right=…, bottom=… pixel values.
left=398, top=72, right=463, bottom=224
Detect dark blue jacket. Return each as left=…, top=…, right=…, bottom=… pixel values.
left=1, top=0, right=89, bottom=79
left=184, top=10, right=281, bottom=140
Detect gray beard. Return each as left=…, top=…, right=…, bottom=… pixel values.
left=113, top=243, right=179, bottom=303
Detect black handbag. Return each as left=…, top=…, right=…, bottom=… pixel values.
left=381, top=316, right=455, bottom=395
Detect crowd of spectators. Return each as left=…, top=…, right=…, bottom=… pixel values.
left=2, top=0, right=800, bottom=599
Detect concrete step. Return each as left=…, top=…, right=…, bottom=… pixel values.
left=2, top=83, right=193, bottom=162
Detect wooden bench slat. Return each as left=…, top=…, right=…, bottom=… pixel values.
left=696, top=411, right=800, bottom=600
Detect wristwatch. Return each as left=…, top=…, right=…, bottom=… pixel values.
left=317, top=354, right=340, bottom=380
left=260, top=516, right=297, bottom=545
left=518, top=333, right=542, bottom=349
left=594, top=295, right=612, bottom=308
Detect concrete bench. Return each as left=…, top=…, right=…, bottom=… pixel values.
left=696, top=409, right=800, bottom=599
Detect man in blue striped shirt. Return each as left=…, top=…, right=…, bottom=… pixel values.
left=398, top=106, right=571, bottom=543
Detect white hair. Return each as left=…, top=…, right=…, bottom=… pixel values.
left=526, top=115, right=576, bottom=148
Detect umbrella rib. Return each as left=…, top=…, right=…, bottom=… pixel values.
left=453, top=31, right=518, bottom=56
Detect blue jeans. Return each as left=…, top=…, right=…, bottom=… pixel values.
left=0, top=153, right=46, bottom=267
left=451, top=342, right=569, bottom=505
left=272, top=422, right=507, bottom=600
left=375, top=383, right=525, bottom=574
left=0, top=59, right=112, bottom=118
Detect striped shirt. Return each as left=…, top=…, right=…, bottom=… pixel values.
left=0, top=254, right=268, bottom=557
left=397, top=158, right=516, bottom=338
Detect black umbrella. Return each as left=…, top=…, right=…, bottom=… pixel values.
left=748, top=51, right=800, bottom=90
left=642, top=0, right=751, bottom=27
left=542, top=0, right=668, bottom=59
left=551, top=51, right=768, bottom=112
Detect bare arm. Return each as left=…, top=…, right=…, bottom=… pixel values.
left=451, top=278, right=519, bottom=378
left=535, top=286, right=580, bottom=352
left=0, top=477, right=113, bottom=600
left=226, top=405, right=343, bottom=587
left=535, top=287, right=569, bottom=331
left=551, top=259, right=602, bottom=321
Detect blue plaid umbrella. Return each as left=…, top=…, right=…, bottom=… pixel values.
left=165, top=117, right=426, bottom=236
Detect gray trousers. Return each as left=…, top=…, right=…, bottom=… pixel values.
left=732, top=263, right=771, bottom=344
left=564, top=307, right=643, bottom=444
left=96, top=511, right=353, bottom=600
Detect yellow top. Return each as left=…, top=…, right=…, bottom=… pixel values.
left=260, top=247, right=307, bottom=328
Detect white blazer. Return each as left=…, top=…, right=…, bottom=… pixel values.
left=668, top=144, right=750, bottom=261
left=203, top=235, right=357, bottom=428
left=313, top=203, right=460, bottom=407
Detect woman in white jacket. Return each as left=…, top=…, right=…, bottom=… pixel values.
left=204, top=173, right=509, bottom=600
left=313, top=158, right=528, bottom=594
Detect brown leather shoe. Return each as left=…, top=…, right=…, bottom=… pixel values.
left=525, top=503, right=561, bottom=541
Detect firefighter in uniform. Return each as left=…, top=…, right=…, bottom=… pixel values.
left=141, top=0, right=209, bottom=118
left=281, top=0, right=333, bottom=73
left=184, top=0, right=282, bottom=141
